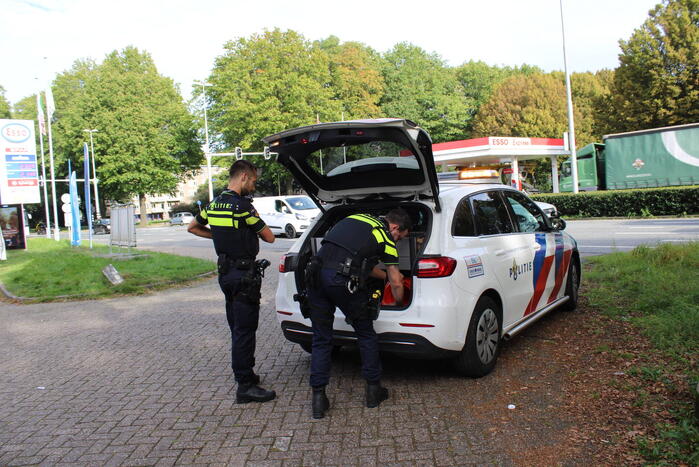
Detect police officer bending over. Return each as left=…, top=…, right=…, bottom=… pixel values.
left=187, top=160, right=277, bottom=403
left=307, top=208, right=411, bottom=419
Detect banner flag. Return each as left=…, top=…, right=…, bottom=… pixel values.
left=36, top=94, right=47, bottom=136
left=84, top=143, right=92, bottom=247
left=68, top=163, right=81, bottom=246
left=45, top=86, right=56, bottom=120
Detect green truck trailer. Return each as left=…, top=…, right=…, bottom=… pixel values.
left=560, top=123, right=699, bottom=191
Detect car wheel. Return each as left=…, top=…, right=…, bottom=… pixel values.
left=560, top=259, right=579, bottom=312
left=285, top=224, right=297, bottom=239
left=299, top=342, right=312, bottom=353
left=454, top=296, right=501, bottom=377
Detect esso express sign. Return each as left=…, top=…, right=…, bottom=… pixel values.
left=1, top=123, right=31, bottom=143
left=0, top=119, right=40, bottom=204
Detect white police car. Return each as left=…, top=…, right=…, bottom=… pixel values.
left=264, top=119, right=579, bottom=377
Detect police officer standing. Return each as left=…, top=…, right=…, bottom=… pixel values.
left=307, top=208, right=411, bottom=419
left=188, top=160, right=277, bottom=403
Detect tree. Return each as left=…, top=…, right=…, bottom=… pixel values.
left=470, top=71, right=614, bottom=190
left=11, top=94, right=37, bottom=120
left=0, top=86, right=10, bottom=118
left=379, top=43, right=473, bottom=142
left=208, top=29, right=342, bottom=193
left=556, top=70, right=614, bottom=145
left=471, top=73, right=587, bottom=191
left=455, top=61, right=542, bottom=133
left=472, top=73, right=572, bottom=138
left=610, top=0, right=699, bottom=131
left=315, top=36, right=385, bottom=119
left=50, top=48, right=202, bottom=225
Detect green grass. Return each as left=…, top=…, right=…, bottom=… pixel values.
left=586, top=242, right=699, bottom=358
left=0, top=238, right=215, bottom=301
left=585, top=242, right=699, bottom=464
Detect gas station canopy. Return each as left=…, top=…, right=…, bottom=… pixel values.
left=433, top=136, right=570, bottom=167
left=431, top=136, right=571, bottom=193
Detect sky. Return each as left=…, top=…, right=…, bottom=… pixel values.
left=1, top=0, right=661, bottom=105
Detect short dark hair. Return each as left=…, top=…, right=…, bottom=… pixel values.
left=384, top=208, right=412, bottom=231
left=229, top=160, right=257, bottom=179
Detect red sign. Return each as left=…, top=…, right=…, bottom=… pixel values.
left=9, top=179, right=38, bottom=187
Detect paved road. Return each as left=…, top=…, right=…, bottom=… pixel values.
left=87, top=217, right=699, bottom=260
left=2, top=218, right=696, bottom=466
left=563, top=218, right=699, bottom=257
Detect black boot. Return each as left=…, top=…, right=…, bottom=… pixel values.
left=366, top=382, right=388, bottom=408
left=236, top=384, right=276, bottom=404
left=312, top=387, right=329, bottom=419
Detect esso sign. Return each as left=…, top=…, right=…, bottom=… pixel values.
left=1, top=123, right=31, bottom=143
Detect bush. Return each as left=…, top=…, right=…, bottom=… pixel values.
left=531, top=186, right=699, bottom=217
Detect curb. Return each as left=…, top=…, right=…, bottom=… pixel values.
left=0, top=270, right=216, bottom=303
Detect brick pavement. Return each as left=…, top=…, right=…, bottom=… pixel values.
left=1, top=251, right=579, bottom=466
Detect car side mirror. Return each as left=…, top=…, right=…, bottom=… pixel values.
left=550, top=213, right=566, bottom=231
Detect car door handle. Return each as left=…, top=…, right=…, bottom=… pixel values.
left=494, top=249, right=505, bottom=256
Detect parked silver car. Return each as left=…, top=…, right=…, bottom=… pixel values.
left=170, top=212, right=194, bottom=226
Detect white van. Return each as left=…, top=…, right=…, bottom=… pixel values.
left=253, top=195, right=321, bottom=238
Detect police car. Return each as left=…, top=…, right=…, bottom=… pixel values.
left=264, top=119, right=579, bottom=377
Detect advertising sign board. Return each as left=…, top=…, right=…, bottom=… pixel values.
left=0, top=119, right=41, bottom=204
left=0, top=204, right=27, bottom=249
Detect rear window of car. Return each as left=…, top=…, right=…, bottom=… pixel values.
left=277, top=127, right=427, bottom=192
left=452, top=197, right=476, bottom=236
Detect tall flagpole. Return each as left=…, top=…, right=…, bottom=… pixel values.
left=46, top=87, right=60, bottom=240
left=84, top=129, right=100, bottom=219
left=560, top=0, right=579, bottom=193
left=36, top=92, right=51, bottom=238
left=194, top=81, right=213, bottom=202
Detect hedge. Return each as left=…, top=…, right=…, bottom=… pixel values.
left=530, top=186, right=699, bottom=217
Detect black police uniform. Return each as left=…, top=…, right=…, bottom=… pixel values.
left=196, top=190, right=267, bottom=386
left=308, top=213, right=400, bottom=388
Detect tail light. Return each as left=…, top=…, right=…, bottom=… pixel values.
left=279, top=254, right=287, bottom=273
left=417, top=256, right=457, bottom=278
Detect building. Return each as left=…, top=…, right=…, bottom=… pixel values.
left=132, top=166, right=222, bottom=221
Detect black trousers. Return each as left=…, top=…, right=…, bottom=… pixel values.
left=308, top=268, right=381, bottom=388
left=218, top=267, right=260, bottom=385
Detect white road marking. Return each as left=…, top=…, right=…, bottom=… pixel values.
left=579, top=245, right=636, bottom=249
left=615, top=231, right=675, bottom=235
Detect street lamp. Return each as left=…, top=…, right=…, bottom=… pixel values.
left=194, top=80, right=214, bottom=201
left=559, top=0, right=579, bottom=193
left=83, top=129, right=101, bottom=218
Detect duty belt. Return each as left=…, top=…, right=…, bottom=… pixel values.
left=217, top=254, right=255, bottom=274
left=230, top=257, right=255, bottom=269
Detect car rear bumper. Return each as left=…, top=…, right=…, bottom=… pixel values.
left=280, top=320, right=459, bottom=360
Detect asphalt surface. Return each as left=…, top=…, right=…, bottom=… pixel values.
left=1, top=219, right=697, bottom=466
left=562, top=218, right=699, bottom=257
left=76, top=217, right=699, bottom=260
